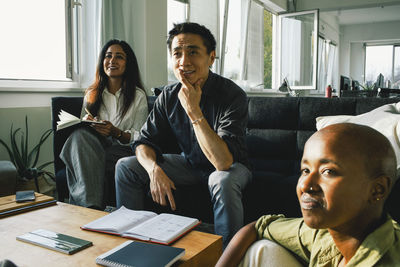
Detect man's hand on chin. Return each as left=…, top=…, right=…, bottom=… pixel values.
left=178, top=70, right=203, bottom=119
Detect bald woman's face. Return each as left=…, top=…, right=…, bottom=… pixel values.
left=297, top=131, right=374, bottom=230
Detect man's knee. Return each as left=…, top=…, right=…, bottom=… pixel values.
left=208, top=163, right=251, bottom=189
left=69, top=127, right=93, bottom=140
left=115, top=156, right=148, bottom=183
left=115, top=156, right=137, bottom=178
left=208, top=169, right=232, bottom=188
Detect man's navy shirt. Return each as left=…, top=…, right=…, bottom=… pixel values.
left=133, top=71, right=250, bottom=173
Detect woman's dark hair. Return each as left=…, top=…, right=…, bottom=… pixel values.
left=86, top=39, right=144, bottom=120
left=167, top=22, right=216, bottom=54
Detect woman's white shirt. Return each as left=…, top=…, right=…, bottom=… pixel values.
left=82, top=87, right=148, bottom=143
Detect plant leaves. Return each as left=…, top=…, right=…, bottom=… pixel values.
left=3, top=117, right=54, bottom=180
left=29, top=128, right=52, bottom=167
left=39, top=170, right=56, bottom=182
left=10, top=126, right=25, bottom=175
left=20, top=132, right=27, bottom=166
left=36, top=161, right=54, bottom=170
left=25, top=116, right=29, bottom=165
left=0, top=138, right=14, bottom=164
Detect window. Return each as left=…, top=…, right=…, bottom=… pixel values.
left=263, top=10, right=273, bottom=89
left=279, top=10, right=318, bottom=90
left=168, top=0, right=329, bottom=93
left=167, top=0, right=276, bottom=90
left=222, top=0, right=274, bottom=90
left=167, top=0, right=188, bottom=83
left=167, top=0, right=221, bottom=84
left=0, top=0, right=74, bottom=82
left=222, top=0, right=242, bottom=81
left=365, top=44, right=400, bottom=89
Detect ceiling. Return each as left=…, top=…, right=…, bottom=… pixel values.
left=324, top=4, right=400, bottom=25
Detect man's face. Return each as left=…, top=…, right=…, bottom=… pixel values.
left=170, top=33, right=215, bottom=87
left=297, top=133, right=373, bottom=230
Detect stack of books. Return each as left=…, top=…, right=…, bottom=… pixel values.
left=0, top=192, right=57, bottom=218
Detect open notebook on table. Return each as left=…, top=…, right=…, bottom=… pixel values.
left=81, top=206, right=200, bottom=245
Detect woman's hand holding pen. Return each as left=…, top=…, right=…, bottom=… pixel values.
left=84, top=108, right=125, bottom=140
left=90, top=120, right=120, bottom=137
left=84, top=108, right=115, bottom=137
left=84, top=108, right=101, bottom=122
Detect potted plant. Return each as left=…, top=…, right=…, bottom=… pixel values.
left=0, top=116, right=55, bottom=193
left=360, top=82, right=375, bottom=91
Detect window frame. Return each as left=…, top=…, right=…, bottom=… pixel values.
left=220, top=0, right=281, bottom=92
left=277, top=9, right=319, bottom=91
left=313, top=35, right=337, bottom=94
left=167, top=0, right=189, bottom=84
left=0, top=0, right=81, bottom=92
left=168, top=0, right=321, bottom=94
left=364, top=43, right=400, bottom=88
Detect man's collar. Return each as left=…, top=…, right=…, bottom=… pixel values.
left=201, top=71, right=216, bottom=96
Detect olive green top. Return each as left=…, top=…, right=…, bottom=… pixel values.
left=256, top=214, right=400, bottom=266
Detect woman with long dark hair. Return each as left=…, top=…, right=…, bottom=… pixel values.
left=60, top=39, right=148, bottom=209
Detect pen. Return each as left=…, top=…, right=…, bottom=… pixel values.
left=85, top=108, right=100, bottom=123
left=84, top=108, right=94, bottom=118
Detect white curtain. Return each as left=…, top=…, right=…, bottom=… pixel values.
left=245, top=1, right=264, bottom=87
left=78, top=0, right=138, bottom=88
left=221, top=0, right=242, bottom=81
left=317, top=37, right=337, bottom=93
left=98, top=0, right=136, bottom=56
left=79, top=0, right=102, bottom=88
left=281, top=18, right=301, bottom=85
left=326, top=42, right=337, bottom=90
left=189, top=0, right=220, bottom=72
left=317, top=36, right=326, bottom=93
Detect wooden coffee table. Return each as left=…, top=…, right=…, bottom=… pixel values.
left=0, top=202, right=222, bottom=266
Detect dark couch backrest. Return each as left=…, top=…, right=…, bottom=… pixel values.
left=52, top=97, right=85, bottom=172
left=52, top=96, right=400, bottom=175
left=51, top=96, right=158, bottom=173
left=246, top=97, right=400, bottom=175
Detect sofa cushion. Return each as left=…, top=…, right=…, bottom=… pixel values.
left=298, top=97, right=356, bottom=130
left=248, top=97, right=299, bottom=129
left=243, top=171, right=301, bottom=223
left=246, top=129, right=297, bottom=172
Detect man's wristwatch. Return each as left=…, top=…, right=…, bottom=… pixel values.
left=115, top=129, right=123, bottom=139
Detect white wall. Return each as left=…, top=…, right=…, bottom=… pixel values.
left=319, top=13, right=339, bottom=43
left=319, top=12, right=340, bottom=90
left=339, top=21, right=400, bottom=81
left=349, top=42, right=364, bottom=82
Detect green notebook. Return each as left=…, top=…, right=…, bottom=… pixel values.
left=17, top=229, right=92, bottom=255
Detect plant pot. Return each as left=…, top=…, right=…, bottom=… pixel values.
left=16, top=175, right=56, bottom=197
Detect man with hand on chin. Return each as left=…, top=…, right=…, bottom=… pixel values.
left=115, top=22, right=252, bottom=248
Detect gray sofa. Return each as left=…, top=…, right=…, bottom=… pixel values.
left=52, top=96, right=400, bottom=224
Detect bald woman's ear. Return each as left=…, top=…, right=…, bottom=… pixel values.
left=369, top=175, right=391, bottom=204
